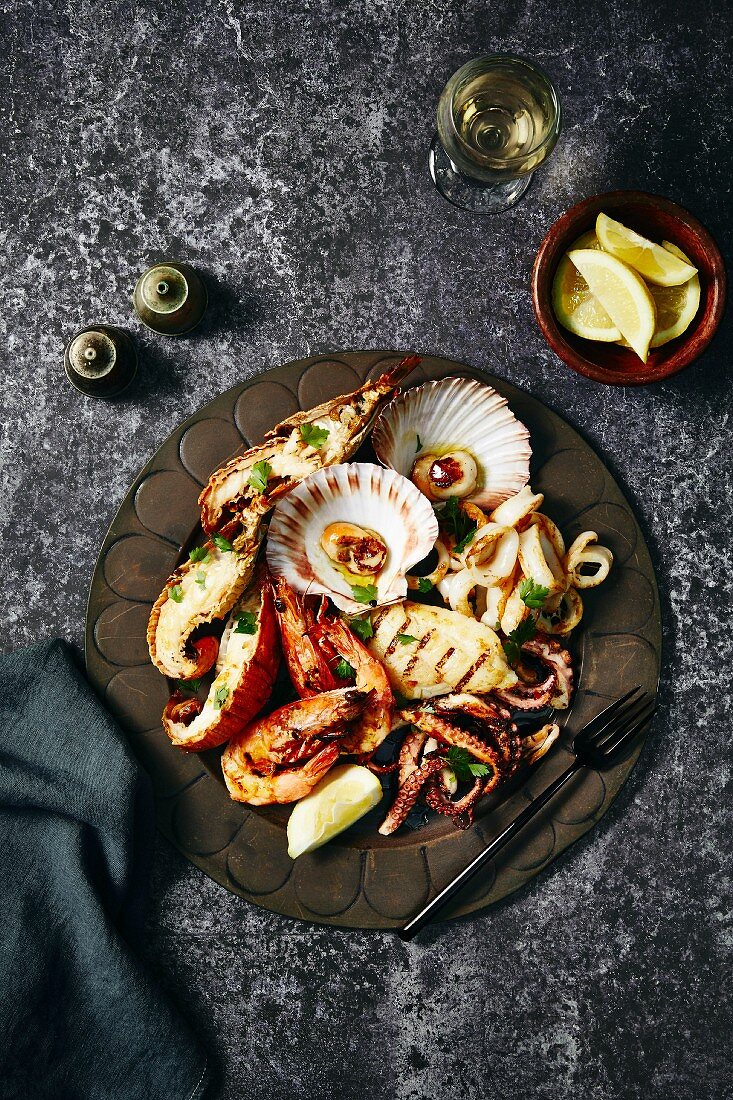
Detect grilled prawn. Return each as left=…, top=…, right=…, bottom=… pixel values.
left=221, top=688, right=371, bottom=805
left=273, top=578, right=394, bottom=756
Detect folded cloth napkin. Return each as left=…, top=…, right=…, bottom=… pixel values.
left=0, top=639, right=208, bottom=1100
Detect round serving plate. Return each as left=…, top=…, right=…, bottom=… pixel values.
left=85, top=352, right=661, bottom=929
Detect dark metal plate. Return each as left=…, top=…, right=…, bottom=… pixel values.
left=85, top=352, right=662, bottom=928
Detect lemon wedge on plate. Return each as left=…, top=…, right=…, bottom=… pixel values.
left=596, top=213, right=698, bottom=287
left=287, top=764, right=383, bottom=859
left=567, top=248, right=657, bottom=362
left=552, top=230, right=622, bottom=342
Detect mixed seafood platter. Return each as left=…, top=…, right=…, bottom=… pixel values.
left=147, top=357, right=613, bottom=858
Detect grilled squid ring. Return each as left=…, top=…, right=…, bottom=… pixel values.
left=565, top=532, right=614, bottom=589
left=463, top=523, right=519, bottom=580
left=536, top=587, right=584, bottom=636
left=407, top=537, right=450, bottom=591
left=490, top=486, right=544, bottom=529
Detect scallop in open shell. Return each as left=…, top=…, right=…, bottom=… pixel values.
left=266, top=462, right=439, bottom=614
left=372, top=377, right=531, bottom=510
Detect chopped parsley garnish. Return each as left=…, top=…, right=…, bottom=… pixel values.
left=212, top=533, right=233, bottom=552
left=397, top=633, right=418, bottom=645
left=348, top=616, right=374, bottom=641
left=188, top=546, right=211, bottom=563
left=233, top=611, right=257, bottom=635
left=417, top=577, right=434, bottom=593
left=502, top=615, right=538, bottom=667
left=248, top=460, right=272, bottom=493
left=195, top=570, right=207, bottom=588
left=444, top=746, right=491, bottom=782
left=519, top=578, right=550, bottom=610
left=454, top=528, right=476, bottom=554
left=335, top=657, right=355, bottom=679
left=213, top=685, right=230, bottom=709
left=415, top=433, right=422, bottom=453
left=437, top=496, right=477, bottom=554
left=169, top=585, right=183, bottom=603
left=299, top=422, right=330, bottom=448
left=351, top=582, right=378, bottom=605
left=174, top=678, right=201, bottom=694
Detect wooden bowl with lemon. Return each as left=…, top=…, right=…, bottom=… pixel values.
left=532, top=191, right=726, bottom=385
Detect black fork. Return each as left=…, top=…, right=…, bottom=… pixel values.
left=398, top=686, right=656, bottom=941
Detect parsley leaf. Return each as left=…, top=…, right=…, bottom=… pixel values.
left=444, top=745, right=491, bottom=782
left=174, top=678, right=201, bottom=693
left=348, top=616, right=374, bottom=641
left=213, top=685, right=230, bottom=709
left=189, top=546, right=211, bottom=563
left=351, top=583, right=378, bottom=605
left=335, top=657, right=355, bottom=679
left=195, top=570, right=207, bottom=588
left=454, top=527, right=476, bottom=555
left=233, top=611, right=257, bottom=635
left=519, top=578, right=550, bottom=610
left=300, top=422, right=330, bottom=448
left=437, top=496, right=478, bottom=554
left=169, top=585, right=183, bottom=603
left=212, top=533, right=233, bottom=552
left=248, top=460, right=272, bottom=493
left=502, top=615, right=538, bottom=667
left=415, top=433, right=422, bottom=453
left=397, top=633, right=417, bottom=645
left=417, top=577, right=434, bottom=593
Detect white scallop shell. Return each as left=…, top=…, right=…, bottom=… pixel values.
left=372, top=377, right=531, bottom=509
left=266, top=462, right=439, bottom=614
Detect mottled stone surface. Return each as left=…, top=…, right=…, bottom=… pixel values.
left=1, top=1, right=731, bottom=1098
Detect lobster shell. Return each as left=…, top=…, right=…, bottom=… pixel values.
left=162, top=571, right=280, bottom=751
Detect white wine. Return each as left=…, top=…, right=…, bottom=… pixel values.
left=433, top=55, right=561, bottom=204
left=454, top=74, right=551, bottom=164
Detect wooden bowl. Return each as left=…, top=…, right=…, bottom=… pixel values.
left=532, top=191, right=726, bottom=385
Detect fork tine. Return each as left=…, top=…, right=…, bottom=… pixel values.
left=592, top=692, right=654, bottom=749
left=577, top=686, right=642, bottom=742
left=600, top=700, right=656, bottom=758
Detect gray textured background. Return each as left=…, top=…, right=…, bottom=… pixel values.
left=2, top=1, right=731, bottom=1098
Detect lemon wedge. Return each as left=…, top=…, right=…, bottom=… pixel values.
left=596, top=213, right=698, bottom=287
left=568, top=249, right=656, bottom=362
left=648, top=242, right=701, bottom=346
left=552, top=230, right=622, bottom=342
left=287, top=764, right=383, bottom=859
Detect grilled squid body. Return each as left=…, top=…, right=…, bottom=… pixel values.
left=147, top=356, right=418, bottom=680
left=367, top=601, right=517, bottom=701
left=162, top=574, right=280, bottom=751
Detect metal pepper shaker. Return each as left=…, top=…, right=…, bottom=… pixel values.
left=63, top=325, right=138, bottom=398
left=133, top=261, right=208, bottom=335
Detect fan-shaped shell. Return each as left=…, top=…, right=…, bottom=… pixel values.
left=372, top=377, right=531, bottom=509
left=266, top=463, right=438, bottom=614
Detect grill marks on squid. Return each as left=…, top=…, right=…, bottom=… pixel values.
left=455, top=651, right=491, bottom=691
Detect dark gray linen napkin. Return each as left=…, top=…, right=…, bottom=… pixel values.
left=0, top=639, right=208, bottom=1100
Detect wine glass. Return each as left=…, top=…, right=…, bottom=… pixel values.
left=429, top=54, right=562, bottom=214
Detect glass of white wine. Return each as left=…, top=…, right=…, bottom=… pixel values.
left=429, top=54, right=562, bottom=214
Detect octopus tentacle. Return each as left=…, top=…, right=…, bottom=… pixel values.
left=397, top=727, right=428, bottom=788
left=403, top=710, right=506, bottom=771
left=378, top=755, right=445, bottom=836
left=424, top=773, right=490, bottom=830
left=492, top=667, right=556, bottom=711
left=494, top=632, right=573, bottom=711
